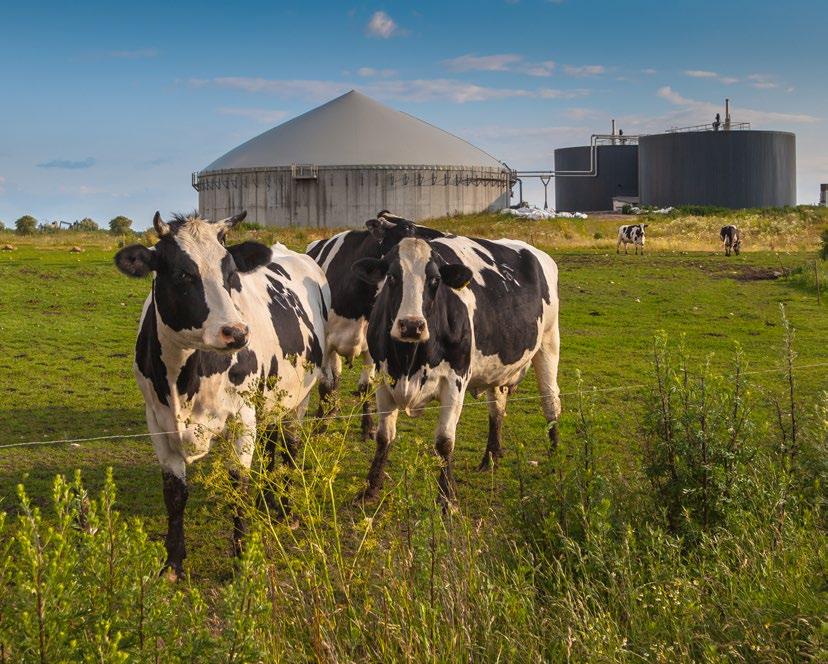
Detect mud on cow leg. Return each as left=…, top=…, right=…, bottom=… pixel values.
left=479, top=386, right=507, bottom=471
left=436, top=435, right=457, bottom=509
left=357, top=383, right=376, bottom=441
left=315, top=366, right=341, bottom=425
left=357, top=386, right=397, bottom=502
left=229, top=469, right=249, bottom=558
left=161, top=470, right=188, bottom=579
left=260, top=425, right=302, bottom=518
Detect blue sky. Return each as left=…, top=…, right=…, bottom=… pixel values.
left=1, top=0, right=825, bottom=227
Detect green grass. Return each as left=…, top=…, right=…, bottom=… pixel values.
left=0, top=213, right=826, bottom=660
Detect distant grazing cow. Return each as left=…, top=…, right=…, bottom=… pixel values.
left=617, top=223, right=648, bottom=255
left=115, top=211, right=329, bottom=578
left=306, top=211, right=445, bottom=438
left=720, top=225, right=741, bottom=256
left=353, top=235, right=561, bottom=505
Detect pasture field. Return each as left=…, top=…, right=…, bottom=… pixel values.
left=0, top=208, right=827, bottom=661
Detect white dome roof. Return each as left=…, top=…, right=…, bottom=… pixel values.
left=203, top=90, right=503, bottom=171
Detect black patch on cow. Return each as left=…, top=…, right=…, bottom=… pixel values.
left=151, top=237, right=210, bottom=332
left=317, top=285, right=328, bottom=321
left=135, top=301, right=170, bottom=405
left=434, top=239, right=548, bottom=366
left=227, top=241, right=271, bottom=273
left=265, top=276, right=323, bottom=368
left=176, top=350, right=233, bottom=400
left=267, top=262, right=290, bottom=280
left=313, top=238, right=336, bottom=265
left=268, top=356, right=279, bottom=378
left=221, top=254, right=242, bottom=293
left=229, top=349, right=258, bottom=386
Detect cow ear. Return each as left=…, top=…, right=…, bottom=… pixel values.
left=352, top=257, right=388, bottom=284
left=365, top=217, right=396, bottom=241
left=227, top=241, right=271, bottom=273
left=115, top=244, right=157, bottom=278
left=439, top=264, right=473, bottom=289
left=642, top=224, right=649, bottom=229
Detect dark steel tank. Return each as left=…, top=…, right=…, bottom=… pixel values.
left=638, top=130, right=796, bottom=208
left=553, top=145, right=638, bottom=212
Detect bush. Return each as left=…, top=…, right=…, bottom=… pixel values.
left=75, top=217, right=99, bottom=232
left=820, top=229, right=828, bottom=261
left=15, top=215, right=38, bottom=234
left=109, top=216, right=133, bottom=234
left=0, top=220, right=5, bottom=231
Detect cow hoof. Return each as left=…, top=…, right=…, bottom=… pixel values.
left=161, top=562, right=184, bottom=582
left=548, top=423, right=560, bottom=451
left=477, top=452, right=501, bottom=472
left=354, top=486, right=380, bottom=505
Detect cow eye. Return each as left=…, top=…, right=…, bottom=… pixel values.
left=175, top=270, right=193, bottom=284
left=386, top=274, right=397, bottom=285
left=428, top=276, right=440, bottom=290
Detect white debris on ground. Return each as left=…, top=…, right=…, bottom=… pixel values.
left=628, top=206, right=675, bottom=215
left=501, top=206, right=588, bottom=220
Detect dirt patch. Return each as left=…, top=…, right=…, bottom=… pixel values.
left=731, top=266, right=790, bottom=281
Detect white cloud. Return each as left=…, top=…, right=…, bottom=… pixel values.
left=366, top=11, right=399, bottom=38
left=357, top=67, right=397, bottom=78
left=748, top=73, right=778, bottom=89
left=442, top=53, right=554, bottom=77
left=656, top=85, right=818, bottom=125
left=684, top=69, right=718, bottom=79
left=443, top=53, right=522, bottom=72
left=524, top=60, right=556, bottom=77
left=565, top=107, right=601, bottom=120
left=217, top=107, right=289, bottom=124
left=537, top=87, right=590, bottom=99
left=684, top=69, right=740, bottom=85
left=641, top=68, right=657, bottom=75
left=106, top=48, right=158, bottom=59
left=563, top=64, right=605, bottom=77
left=192, top=76, right=588, bottom=104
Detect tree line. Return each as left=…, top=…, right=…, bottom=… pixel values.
left=0, top=215, right=134, bottom=235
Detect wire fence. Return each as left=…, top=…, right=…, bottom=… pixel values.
left=1, top=362, right=826, bottom=453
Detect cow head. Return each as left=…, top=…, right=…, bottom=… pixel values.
left=365, top=214, right=417, bottom=253
left=352, top=238, right=472, bottom=343
left=115, top=211, right=272, bottom=352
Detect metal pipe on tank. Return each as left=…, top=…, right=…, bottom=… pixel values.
left=724, top=99, right=731, bottom=131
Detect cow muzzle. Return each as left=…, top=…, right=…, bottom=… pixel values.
left=394, top=317, right=428, bottom=342
left=219, top=323, right=250, bottom=350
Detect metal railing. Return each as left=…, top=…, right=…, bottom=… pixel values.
left=665, top=121, right=751, bottom=133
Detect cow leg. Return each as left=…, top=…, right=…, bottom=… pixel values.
left=478, top=386, right=507, bottom=471
left=435, top=378, right=466, bottom=509
left=260, top=401, right=305, bottom=519
left=358, top=384, right=398, bottom=502
left=616, top=240, right=621, bottom=254
left=230, top=408, right=256, bottom=557
left=316, top=349, right=341, bottom=422
left=624, top=243, right=628, bottom=254
left=149, top=416, right=189, bottom=579
left=357, top=348, right=376, bottom=441
left=532, top=328, right=562, bottom=453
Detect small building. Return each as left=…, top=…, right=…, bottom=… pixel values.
left=194, top=90, right=510, bottom=227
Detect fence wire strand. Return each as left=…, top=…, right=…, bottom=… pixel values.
left=1, top=362, right=826, bottom=452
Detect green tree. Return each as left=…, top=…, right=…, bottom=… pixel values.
left=75, top=217, right=99, bottom=232
left=108, top=216, right=133, bottom=235
left=15, top=215, right=38, bottom=235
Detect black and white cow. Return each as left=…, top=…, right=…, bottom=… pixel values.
left=352, top=235, right=561, bottom=504
left=720, top=225, right=741, bottom=256
left=306, top=211, right=445, bottom=438
left=617, top=223, right=648, bottom=255
left=115, top=211, right=330, bottom=578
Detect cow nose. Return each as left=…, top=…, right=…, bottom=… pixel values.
left=220, top=324, right=249, bottom=349
left=398, top=317, right=426, bottom=339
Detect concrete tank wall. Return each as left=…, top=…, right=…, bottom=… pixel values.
left=196, top=165, right=510, bottom=228
left=639, top=130, right=796, bottom=209
left=553, top=145, right=638, bottom=212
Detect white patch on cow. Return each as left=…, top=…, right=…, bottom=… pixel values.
left=393, top=238, right=432, bottom=341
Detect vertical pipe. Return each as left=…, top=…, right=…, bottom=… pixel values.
left=724, top=98, right=731, bottom=130
left=611, top=119, right=616, bottom=145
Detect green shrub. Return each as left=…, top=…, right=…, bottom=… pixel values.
left=109, top=215, right=133, bottom=234
left=15, top=215, right=38, bottom=234
left=75, top=217, right=99, bottom=232
left=820, top=229, right=828, bottom=260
